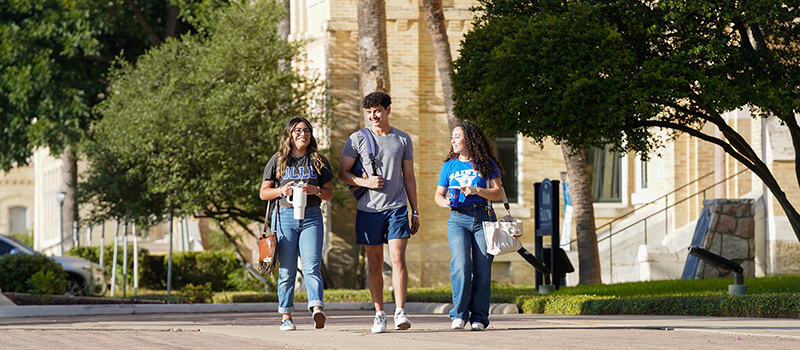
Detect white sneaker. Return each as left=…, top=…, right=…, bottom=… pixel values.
left=371, top=313, right=387, bottom=333
left=451, top=319, right=466, bottom=330
left=279, top=318, right=296, bottom=331
left=394, top=309, right=411, bottom=330
left=312, top=309, right=326, bottom=329
left=470, top=322, right=485, bottom=331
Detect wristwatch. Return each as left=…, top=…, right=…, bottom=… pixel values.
left=316, top=186, right=322, bottom=195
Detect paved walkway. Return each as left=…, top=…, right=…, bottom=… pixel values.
left=0, top=304, right=798, bottom=349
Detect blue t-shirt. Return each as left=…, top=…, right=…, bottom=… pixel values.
left=437, top=158, right=500, bottom=207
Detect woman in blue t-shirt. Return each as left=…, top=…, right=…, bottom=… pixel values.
left=260, top=117, right=334, bottom=331
left=434, top=120, right=504, bottom=331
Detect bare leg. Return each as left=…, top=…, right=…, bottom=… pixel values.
left=388, top=238, right=409, bottom=309
left=365, top=244, right=385, bottom=312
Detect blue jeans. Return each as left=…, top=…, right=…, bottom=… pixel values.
left=275, top=206, right=324, bottom=314
left=447, top=203, right=495, bottom=326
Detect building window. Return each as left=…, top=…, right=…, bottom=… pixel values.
left=585, top=146, right=622, bottom=203
left=493, top=132, right=518, bottom=203
left=640, top=157, right=648, bottom=189
left=9, top=206, right=28, bottom=234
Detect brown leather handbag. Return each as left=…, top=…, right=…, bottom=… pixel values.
left=257, top=199, right=277, bottom=275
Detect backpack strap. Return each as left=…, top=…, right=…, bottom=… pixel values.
left=358, top=128, right=378, bottom=176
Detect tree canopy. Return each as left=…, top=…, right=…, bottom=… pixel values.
left=81, top=0, right=320, bottom=234
left=453, top=0, right=800, bottom=241
left=0, top=0, right=226, bottom=171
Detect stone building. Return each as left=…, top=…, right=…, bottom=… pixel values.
left=288, top=0, right=800, bottom=287
left=0, top=165, right=35, bottom=238
left=19, top=0, right=800, bottom=288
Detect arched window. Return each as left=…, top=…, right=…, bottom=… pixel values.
left=9, top=206, right=28, bottom=233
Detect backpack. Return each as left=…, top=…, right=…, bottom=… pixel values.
left=349, top=128, right=378, bottom=200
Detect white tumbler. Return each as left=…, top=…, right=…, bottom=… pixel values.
left=291, top=182, right=307, bottom=220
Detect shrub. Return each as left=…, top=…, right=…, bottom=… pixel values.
left=71, top=247, right=271, bottom=293
left=168, top=251, right=239, bottom=291
left=0, top=254, right=68, bottom=294
left=179, top=282, right=214, bottom=303
left=515, top=293, right=800, bottom=318
left=225, top=267, right=265, bottom=292
left=68, top=245, right=154, bottom=289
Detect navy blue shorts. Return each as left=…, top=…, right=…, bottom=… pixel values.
left=355, top=206, right=411, bottom=245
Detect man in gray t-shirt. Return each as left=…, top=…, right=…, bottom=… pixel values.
left=338, top=92, right=420, bottom=334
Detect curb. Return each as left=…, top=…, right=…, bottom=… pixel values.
left=0, top=302, right=519, bottom=318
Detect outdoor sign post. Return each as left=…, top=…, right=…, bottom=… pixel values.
left=534, top=178, right=561, bottom=291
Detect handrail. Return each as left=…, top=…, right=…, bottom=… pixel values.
left=595, top=171, right=715, bottom=233
left=596, top=168, right=749, bottom=243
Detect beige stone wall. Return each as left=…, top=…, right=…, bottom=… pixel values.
left=0, top=165, right=35, bottom=235
left=294, top=0, right=800, bottom=287
left=295, top=0, right=573, bottom=287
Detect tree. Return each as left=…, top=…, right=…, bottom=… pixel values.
left=421, top=0, right=459, bottom=131
left=454, top=0, right=609, bottom=284
left=0, top=0, right=226, bottom=249
left=454, top=0, right=800, bottom=252
left=81, top=0, right=320, bottom=261
left=560, top=145, right=601, bottom=284
left=357, top=0, right=390, bottom=122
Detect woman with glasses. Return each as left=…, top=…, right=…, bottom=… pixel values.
left=433, top=120, right=503, bottom=331
left=260, top=117, right=334, bottom=331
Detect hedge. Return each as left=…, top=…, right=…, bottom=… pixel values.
left=0, top=254, right=68, bottom=294
left=516, top=294, right=800, bottom=318
left=67, top=247, right=260, bottom=292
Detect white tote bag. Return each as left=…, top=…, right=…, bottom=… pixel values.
left=483, top=187, right=523, bottom=255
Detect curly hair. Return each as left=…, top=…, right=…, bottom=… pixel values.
left=444, top=120, right=504, bottom=179
left=362, top=91, right=391, bottom=109
left=276, top=117, right=326, bottom=179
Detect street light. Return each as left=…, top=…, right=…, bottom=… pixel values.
left=55, top=190, right=66, bottom=255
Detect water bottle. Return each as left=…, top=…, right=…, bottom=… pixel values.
left=291, top=181, right=307, bottom=220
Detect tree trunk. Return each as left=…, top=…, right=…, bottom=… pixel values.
left=357, top=0, right=390, bottom=125
left=561, top=144, right=602, bottom=285
left=421, top=0, right=459, bottom=132
left=61, top=148, right=78, bottom=252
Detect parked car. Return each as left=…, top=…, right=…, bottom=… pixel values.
left=0, top=234, right=107, bottom=296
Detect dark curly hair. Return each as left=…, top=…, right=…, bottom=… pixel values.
left=444, top=120, right=504, bottom=179
left=362, top=91, right=391, bottom=109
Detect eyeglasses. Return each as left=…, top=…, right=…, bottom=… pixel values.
left=292, top=128, right=312, bottom=135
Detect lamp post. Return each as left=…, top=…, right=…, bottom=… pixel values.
left=55, top=190, right=66, bottom=255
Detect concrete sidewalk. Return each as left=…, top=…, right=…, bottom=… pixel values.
left=0, top=310, right=797, bottom=349
left=0, top=301, right=519, bottom=318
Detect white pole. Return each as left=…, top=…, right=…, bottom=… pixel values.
left=110, top=221, right=119, bottom=296
left=133, top=222, right=139, bottom=297
left=99, top=221, right=105, bottom=267
left=167, top=215, right=174, bottom=297
left=86, top=223, right=92, bottom=246
left=122, top=220, right=128, bottom=298
left=72, top=221, right=78, bottom=249
left=181, top=217, right=189, bottom=251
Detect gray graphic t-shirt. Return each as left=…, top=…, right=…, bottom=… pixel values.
left=262, top=153, right=334, bottom=208
left=342, top=127, right=414, bottom=213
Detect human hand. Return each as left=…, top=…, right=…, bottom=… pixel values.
left=299, top=183, right=319, bottom=195
left=461, top=186, right=478, bottom=196
left=364, top=175, right=384, bottom=189
left=280, top=181, right=296, bottom=197
left=410, top=215, right=420, bottom=235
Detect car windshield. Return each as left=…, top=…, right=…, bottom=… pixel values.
left=4, top=235, right=38, bottom=254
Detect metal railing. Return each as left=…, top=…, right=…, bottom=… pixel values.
left=586, top=168, right=750, bottom=282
